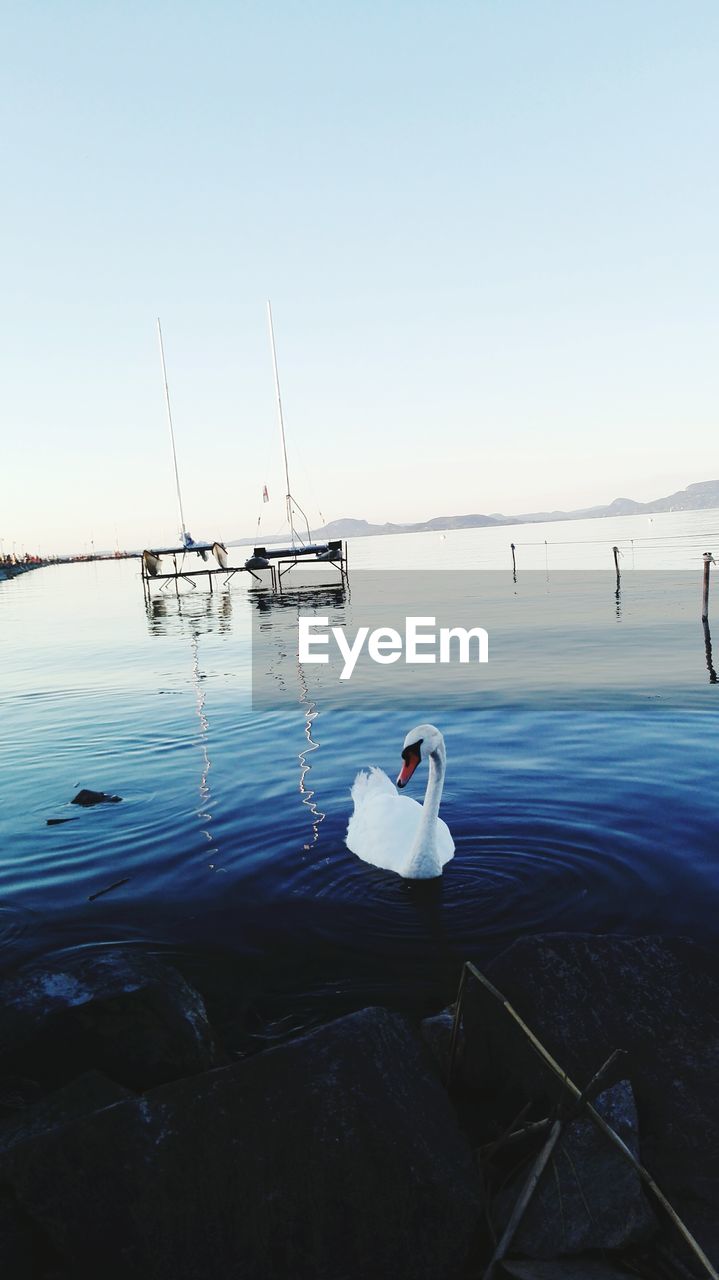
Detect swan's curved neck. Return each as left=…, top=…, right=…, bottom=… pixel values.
left=403, top=739, right=446, bottom=877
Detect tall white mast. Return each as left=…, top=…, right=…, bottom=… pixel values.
left=266, top=300, right=294, bottom=539
left=157, top=318, right=187, bottom=544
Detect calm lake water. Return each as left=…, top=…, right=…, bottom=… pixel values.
left=1, top=509, right=718, bottom=1031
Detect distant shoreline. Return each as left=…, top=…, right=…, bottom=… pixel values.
left=226, top=489, right=719, bottom=549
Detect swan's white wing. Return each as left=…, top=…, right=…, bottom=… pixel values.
left=435, top=817, right=455, bottom=862
left=346, top=769, right=427, bottom=874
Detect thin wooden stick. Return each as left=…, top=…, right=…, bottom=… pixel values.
left=459, top=961, right=719, bottom=1280
left=446, top=963, right=468, bottom=1087
left=479, top=1104, right=538, bottom=1158
left=483, top=1046, right=624, bottom=1276
left=484, top=1117, right=564, bottom=1278
left=573, top=1048, right=626, bottom=1112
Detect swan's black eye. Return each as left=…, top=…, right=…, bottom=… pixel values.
left=402, top=739, right=423, bottom=763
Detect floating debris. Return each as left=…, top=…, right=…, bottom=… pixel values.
left=88, top=877, right=131, bottom=902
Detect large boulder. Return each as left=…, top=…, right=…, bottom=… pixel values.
left=494, top=1080, right=655, bottom=1256
left=0, top=1070, right=130, bottom=1156
left=1, top=1007, right=480, bottom=1280
left=0, top=1075, right=127, bottom=1280
left=459, top=935, right=719, bottom=1262
left=0, top=948, right=218, bottom=1089
left=420, top=1007, right=454, bottom=1076
left=0, top=1190, right=43, bottom=1279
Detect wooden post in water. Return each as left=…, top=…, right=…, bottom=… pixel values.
left=702, top=552, right=714, bottom=621
left=510, top=543, right=516, bottom=575
left=613, top=545, right=621, bottom=588
left=703, top=618, right=718, bottom=684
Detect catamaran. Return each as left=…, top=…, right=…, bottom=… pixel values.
left=141, top=309, right=344, bottom=588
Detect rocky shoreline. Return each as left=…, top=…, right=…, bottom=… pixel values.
left=0, top=933, right=716, bottom=1278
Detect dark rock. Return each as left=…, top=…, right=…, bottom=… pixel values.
left=2, top=1007, right=481, bottom=1280
left=0, top=1185, right=69, bottom=1280
left=0, top=1076, right=44, bottom=1120
left=0, top=1071, right=130, bottom=1156
left=502, top=1259, right=633, bottom=1279
left=71, top=789, right=121, bottom=806
left=494, top=1080, right=655, bottom=1256
left=652, top=1198, right=719, bottom=1280
left=420, top=1007, right=454, bottom=1075
left=460, top=935, right=719, bottom=1256
left=0, top=1189, right=38, bottom=1278
left=0, top=948, right=218, bottom=1089
left=0, top=1077, right=128, bottom=1279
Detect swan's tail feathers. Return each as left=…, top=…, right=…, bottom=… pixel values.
left=350, top=767, right=395, bottom=809
left=350, top=770, right=370, bottom=808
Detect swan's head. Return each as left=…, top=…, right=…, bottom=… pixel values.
left=396, top=724, right=444, bottom=788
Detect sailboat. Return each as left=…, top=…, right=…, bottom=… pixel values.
left=243, top=302, right=341, bottom=572
left=143, top=320, right=228, bottom=572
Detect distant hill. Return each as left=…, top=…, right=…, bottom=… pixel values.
left=500, top=478, right=719, bottom=525
left=316, top=513, right=502, bottom=539
left=228, top=479, right=719, bottom=546
left=311, top=479, right=719, bottom=539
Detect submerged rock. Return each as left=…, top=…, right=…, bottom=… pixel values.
left=1, top=1007, right=481, bottom=1280
left=494, top=1080, right=655, bottom=1256
left=71, top=789, right=122, bottom=806
left=0, top=948, right=218, bottom=1089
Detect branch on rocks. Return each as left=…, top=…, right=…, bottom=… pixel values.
left=482, top=1047, right=625, bottom=1278
left=451, top=960, right=719, bottom=1280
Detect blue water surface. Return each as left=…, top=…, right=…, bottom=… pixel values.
left=1, top=534, right=718, bottom=1027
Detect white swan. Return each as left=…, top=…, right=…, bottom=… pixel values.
left=345, top=723, right=455, bottom=880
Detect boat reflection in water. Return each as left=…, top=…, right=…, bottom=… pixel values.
left=145, top=588, right=234, bottom=638
left=145, top=589, right=234, bottom=874
left=248, top=584, right=349, bottom=856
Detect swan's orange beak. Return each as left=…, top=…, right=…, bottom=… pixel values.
left=397, top=745, right=421, bottom=789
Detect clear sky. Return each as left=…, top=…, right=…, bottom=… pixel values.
left=1, top=1, right=718, bottom=555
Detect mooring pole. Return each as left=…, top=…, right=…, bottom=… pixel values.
left=702, top=553, right=714, bottom=622
left=511, top=542, right=516, bottom=575
left=613, top=545, right=621, bottom=588
left=703, top=618, right=718, bottom=684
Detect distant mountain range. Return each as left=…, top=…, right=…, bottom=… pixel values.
left=308, top=478, right=719, bottom=540
left=227, top=478, right=719, bottom=547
